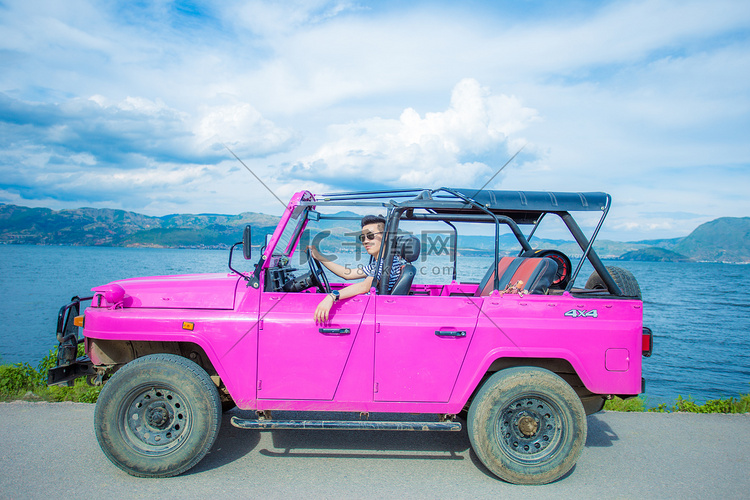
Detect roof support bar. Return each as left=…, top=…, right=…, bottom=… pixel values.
left=435, top=188, right=505, bottom=292
left=424, top=208, right=459, bottom=282
left=561, top=212, right=622, bottom=295
left=377, top=206, right=402, bottom=295
left=405, top=213, right=533, bottom=255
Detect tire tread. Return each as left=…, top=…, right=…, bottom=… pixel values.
left=94, top=353, right=221, bottom=478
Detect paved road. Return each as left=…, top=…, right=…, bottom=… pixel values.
left=0, top=402, right=748, bottom=499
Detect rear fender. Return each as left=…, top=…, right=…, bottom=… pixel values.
left=482, top=356, right=606, bottom=416
left=454, top=349, right=596, bottom=410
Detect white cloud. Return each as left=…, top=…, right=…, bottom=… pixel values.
left=0, top=92, right=296, bottom=211
left=485, top=0, right=750, bottom=75
left=0, top=0, right=748, bottom=239
left=287, top=79, right=537, bottom=188
left=208, top=0, right=750, bottom=117
left=195, top=102, right=298, bottom=157
left=234, top=0, right=360, bottom=37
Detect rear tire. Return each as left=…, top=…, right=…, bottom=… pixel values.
left=94, top=354, right=221, bottom=477
left=467, top=367, right=587, bottom=485
left=585, top=266, right=641, bottom=298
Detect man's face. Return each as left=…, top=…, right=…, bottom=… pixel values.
left=360, top=223, right=383, bottom=257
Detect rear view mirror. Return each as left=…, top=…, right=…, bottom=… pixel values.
left=243, top=225, right=252, bottom=260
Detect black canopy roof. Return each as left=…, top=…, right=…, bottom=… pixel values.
left=398, top=188, right=611, bottom=224
left=317, top=188, right=609, bottom=211
left=313, top=187, right=610, bottom=224
left=444, top=188, right=609, bottom=213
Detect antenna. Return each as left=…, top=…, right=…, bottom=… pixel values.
left=470, top=143, right=527, bottom=199
left=223, top=144, right=286, bottom=208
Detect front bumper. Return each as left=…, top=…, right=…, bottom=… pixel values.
left=47, top=357, right=95, bottom=386
left=48, top=295, right=92, bottom=387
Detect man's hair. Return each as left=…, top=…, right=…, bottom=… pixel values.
left=361, top=214, right=386, bottom=229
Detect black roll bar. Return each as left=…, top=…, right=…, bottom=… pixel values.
left=306, top=186, right=617, bottom=295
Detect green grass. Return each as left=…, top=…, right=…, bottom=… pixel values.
left=0, top=346, right=102, bottom=403
left=1, top=349, right=748, bottom=412
left=604, top=394, right=750, bottom=413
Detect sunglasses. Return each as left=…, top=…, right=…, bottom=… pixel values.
left=359, top=231, right=383, bottom=243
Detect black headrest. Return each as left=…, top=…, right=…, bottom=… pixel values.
left=395, top=235, right=420, bottom=263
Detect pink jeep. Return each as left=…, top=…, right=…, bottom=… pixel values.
left=50, top=188, right=652, bottom=484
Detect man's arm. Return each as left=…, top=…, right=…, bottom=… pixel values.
left=308, top=246, right=366, bottom=280
left=338, top=276, right=373, bottom=300
left=314, top=276, right=373, bottom=323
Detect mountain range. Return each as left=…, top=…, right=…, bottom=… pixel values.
left=1, top=204, right=748, bottom=263
left=0, top=204, right=280, bottom=249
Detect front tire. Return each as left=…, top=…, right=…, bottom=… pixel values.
left=467, top=367, right=587, bottom=485
left=94, top=354, right=221, bottom=477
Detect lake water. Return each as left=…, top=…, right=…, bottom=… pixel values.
left=1, top=244, right=748, bottom=406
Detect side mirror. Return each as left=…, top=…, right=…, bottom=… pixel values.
left=243, top=225, right=252, bottom=260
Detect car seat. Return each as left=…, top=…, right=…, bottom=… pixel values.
left=474, top=256, right=558, bottom=296
left=389, top=235, right=421, bottom=295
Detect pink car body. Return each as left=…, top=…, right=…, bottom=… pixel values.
left=51, top=187, right=651, bottom=483
left=84, top=272, right=643, bottom=412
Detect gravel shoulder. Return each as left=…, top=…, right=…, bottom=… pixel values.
left=1, top=401, right=748, bottom=499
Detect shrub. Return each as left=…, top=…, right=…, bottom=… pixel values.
left=603, top=394, right=750, bottom=413
left=671, top=395, right=750, bottom=414
left=37, top=347, right=59, bottom=376
left=0, top=343, right=100, bottom=403
left=604, top=396, right=646, bottom=412
left=0, top=363, right=44, bottom=397
left=46, top=378, right=101, bottom=403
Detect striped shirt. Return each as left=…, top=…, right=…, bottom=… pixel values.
left=362, top=256, right=405, bottom=292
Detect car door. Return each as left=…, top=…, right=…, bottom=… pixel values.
left=373, top=294, right=480, bottom=402
left=256, top=291, right=371, bottom=400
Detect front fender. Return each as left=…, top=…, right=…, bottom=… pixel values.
left=83, top=306, right=260, bottom=405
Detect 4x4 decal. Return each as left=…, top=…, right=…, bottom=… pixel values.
left=564, top=309, right=598, bottom=318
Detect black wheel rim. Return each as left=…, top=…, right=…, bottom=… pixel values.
left=119, top=384, right=191, bottom=455
left=494, top=394, right=565, bottom=464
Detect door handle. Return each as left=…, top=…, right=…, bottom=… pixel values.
left=319, top=328, right=351, bottom=335
left=435, top=330, right=466, bottom=337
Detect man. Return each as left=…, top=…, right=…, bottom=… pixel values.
left=309, top=215, right=403, bottom=323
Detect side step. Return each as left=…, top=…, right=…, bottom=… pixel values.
left=230, top=417, right=462, bottom=432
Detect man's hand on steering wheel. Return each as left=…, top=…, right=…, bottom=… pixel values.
left=307, top=245, right=323, bottom=262
left=305, top=247, right=331, bottom=294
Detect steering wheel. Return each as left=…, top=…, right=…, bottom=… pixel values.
left=306, top=249, right=331, bottom=294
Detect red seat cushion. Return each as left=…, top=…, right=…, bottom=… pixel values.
left=475, top=257, right=558, bottom=296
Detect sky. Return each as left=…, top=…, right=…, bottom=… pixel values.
left=1, top=0, right=748, bottom=241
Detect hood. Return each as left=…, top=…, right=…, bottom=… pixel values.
left=92, top=273, right=241, bottom=309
